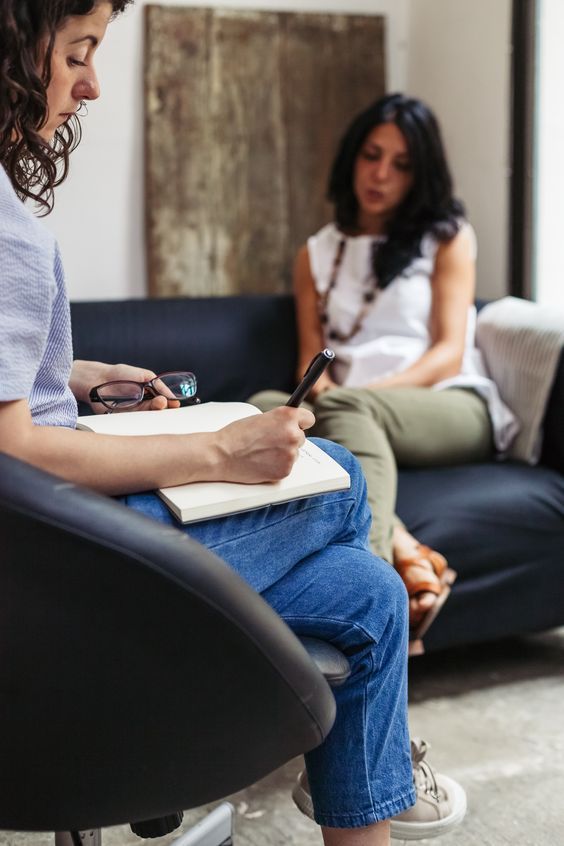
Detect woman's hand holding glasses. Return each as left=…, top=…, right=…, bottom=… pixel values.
left=82, top=363, right=199, bottom=413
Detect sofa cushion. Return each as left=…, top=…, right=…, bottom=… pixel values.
left=397, top=462, right=564, bottom=650
left=397, top=461, right=564, bottom=581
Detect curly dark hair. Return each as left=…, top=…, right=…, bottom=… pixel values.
left=328, top=93, right=465, bottom=289
left=0, top=0, right=133, bottom=213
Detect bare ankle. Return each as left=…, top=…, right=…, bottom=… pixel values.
left=392, top=525, right=420, bottom=562
left=321, top=819, right=390, bottom=846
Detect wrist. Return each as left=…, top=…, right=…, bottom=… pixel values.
left=191, top=431, right=229, bottom=482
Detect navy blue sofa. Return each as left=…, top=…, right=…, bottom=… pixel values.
left=71, top=295, right=564, bottom=654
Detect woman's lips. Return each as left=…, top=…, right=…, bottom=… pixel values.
left=366, top=189, right=385, bottom=202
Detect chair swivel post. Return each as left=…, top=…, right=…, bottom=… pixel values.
left=131, top=812, right=185, bottom=838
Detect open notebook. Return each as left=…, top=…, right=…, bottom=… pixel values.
left=77, top=402, right=350, bottom=523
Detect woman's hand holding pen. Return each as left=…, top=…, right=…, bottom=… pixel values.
left=212, top=406, right=315, bottom=484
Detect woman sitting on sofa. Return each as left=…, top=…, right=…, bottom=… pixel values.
left=251, top=94, right=518, bottom=642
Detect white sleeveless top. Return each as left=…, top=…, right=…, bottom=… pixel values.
left=307, top=222, right=519, bottom=452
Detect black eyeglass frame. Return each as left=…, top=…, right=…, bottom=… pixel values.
left=88, top=370, right=199, bottom=412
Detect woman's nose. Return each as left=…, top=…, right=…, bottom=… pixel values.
left=74, top=71, right=100, bottom=102
left=373, top=159, right=391, bottom=182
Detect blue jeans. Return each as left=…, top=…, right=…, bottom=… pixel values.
left=124, top=439, right=415, bottom=827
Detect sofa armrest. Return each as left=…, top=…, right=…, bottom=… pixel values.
left=541, top=347, right=564, bottom=473
left=476, top=297, right=564, bottom=467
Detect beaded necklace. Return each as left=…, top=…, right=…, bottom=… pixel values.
left=318, top=235, right=381, bottom=343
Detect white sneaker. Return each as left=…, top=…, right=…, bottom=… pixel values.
left=390, top=738, right=467, bottom=840
left=291, top=738, right=467, bottom=841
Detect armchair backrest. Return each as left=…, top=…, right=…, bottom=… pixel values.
left=0, top=453, right=335, bottom=833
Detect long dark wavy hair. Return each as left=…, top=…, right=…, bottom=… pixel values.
left=0, top=0, right=133, bottom=213
left=328, top=93, right=465, bottom=289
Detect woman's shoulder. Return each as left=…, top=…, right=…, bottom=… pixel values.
left=0, top=165, right=24, bottom=213
left=307, top=221, right=341, bottom=253
left=456, top=220, right=477, bottom=259
left=0, top=166, right=55, bottom=253
left=303, top=223, right=343, bottom=289
left=422, top=219, right=477, bottom=261
left=0, top=168, right=58, bottom=307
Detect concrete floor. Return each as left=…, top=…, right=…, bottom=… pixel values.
left=2, top=629, right=563, bottom=846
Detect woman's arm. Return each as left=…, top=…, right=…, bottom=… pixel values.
left=293, top=245, right=339, bottom=399
left=0, top=398, right=315, bottom=495
left=366, top=225, right=476, bottom=390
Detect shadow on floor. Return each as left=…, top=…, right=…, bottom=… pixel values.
left=409, top=628, right=564, bottom=703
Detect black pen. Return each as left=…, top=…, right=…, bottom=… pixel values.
left=286, top=348, right=335, bottom=407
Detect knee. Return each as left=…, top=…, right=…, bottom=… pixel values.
left=315, top=386, right=362, bottom=416
left=315, top=388, right=385, bottom=432
left=372, top=558, right=409, bottom=637
left=347, top=555, right=409, bottom=643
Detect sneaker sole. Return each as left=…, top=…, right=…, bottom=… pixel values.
left=390, top=774, right=467, bottom=841
left=292, top=776, right=314, bottom=820
left=293, top=773, right=467, bottom=841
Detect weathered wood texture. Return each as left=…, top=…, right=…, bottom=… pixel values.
left=145, top=6, right=385, bottom=296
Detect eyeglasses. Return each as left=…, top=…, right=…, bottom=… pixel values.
left=89, top=371, right=199, bottom=412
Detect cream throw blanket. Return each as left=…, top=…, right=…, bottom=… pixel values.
left=476, top=296, right=564, bottom=464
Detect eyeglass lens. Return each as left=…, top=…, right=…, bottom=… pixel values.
left=151, top=372, right=197, bottom=400
left=97, top=372, right=197, bottom=409
left=96, top=381, right=145, bottom=409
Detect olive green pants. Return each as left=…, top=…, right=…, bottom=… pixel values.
left=249, top=386, right=493, bottom=562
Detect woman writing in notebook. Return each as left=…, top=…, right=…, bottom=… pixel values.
left=252, top=94, right=516, bottom=641
left=0, top=2, right=466, bottom=843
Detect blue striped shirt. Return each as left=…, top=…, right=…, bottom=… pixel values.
left=0, top=165, right=77, bottom=427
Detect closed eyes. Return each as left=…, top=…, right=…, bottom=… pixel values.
left=361, top=149, right=412, bottom=171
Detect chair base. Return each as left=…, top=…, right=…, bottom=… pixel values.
left=168, top=803, right=234, bottom=846
left=54, top=803, right=234, bottom=846
left=56, top=831, right=101, bottom=846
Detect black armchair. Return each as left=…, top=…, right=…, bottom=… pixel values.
left=0, top=453, right=342, bottom=844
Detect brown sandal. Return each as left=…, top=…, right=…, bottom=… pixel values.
left=395, top=545, right=457, bottom=642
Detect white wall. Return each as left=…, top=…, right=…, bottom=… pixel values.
left=534, top=0, right=564, bottom=309
left=407, top=0, right=512, bottom=300
left=45, top=0, right=512, bottom=302
left=44, top=0, right=410, bottom=301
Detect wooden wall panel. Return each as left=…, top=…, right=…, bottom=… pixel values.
left=145, top=6, right=385, bottom=297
